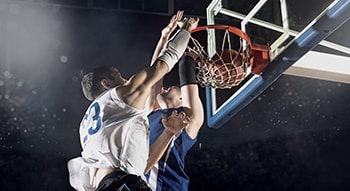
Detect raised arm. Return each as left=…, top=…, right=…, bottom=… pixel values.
left=179, top=54, right=204, bottom=139
left=117, top=16, right=199, bottom=110
left=151, top=11, right=184, bottom=67
left=148, top=11, right=184, bottom=112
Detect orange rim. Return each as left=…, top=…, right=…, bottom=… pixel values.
left=191, top=25, right=252, bottom=52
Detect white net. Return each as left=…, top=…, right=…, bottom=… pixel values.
left=190, top=28, right=250, bottom=89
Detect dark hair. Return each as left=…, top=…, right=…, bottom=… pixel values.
left=81, top=66, right=119, bottom=101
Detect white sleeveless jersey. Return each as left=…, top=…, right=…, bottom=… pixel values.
left=68, top=87, right=150, bottom=191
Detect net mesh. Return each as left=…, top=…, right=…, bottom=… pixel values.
left=190, top=28, right=250, bottom=89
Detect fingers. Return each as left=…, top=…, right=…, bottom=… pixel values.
left=188, top=17, right=195, bottom=23
left=169, top=110, right=188, bottom=123
left=171, top=10, right=183, bottom=23
left=178, top=111, right=186, bottom=119
left=189, top=17, right=199, bottom=28
left=176, top=111, right=190, bottom=126
left=185, top=17, right=199, bottom=24
left=171, top=110, right=186, bottom=119
left=185, top=116, right=191, bottom=123
left=170, top=15, right=176, bottom=23
left=178, top=16, right=199, bottom=32
left=162, top=110, right=190, bottom=135
left=195, top=17, right=200, bottom=23
left=176, top=10, right=184, bottom=22
left=172, top=110, right=178, bottom=116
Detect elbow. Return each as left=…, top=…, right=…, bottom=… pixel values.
left=144, top=165, right=152, bottom=175
left=143, top=158, right=153, bottom=175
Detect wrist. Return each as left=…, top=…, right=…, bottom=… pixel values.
left=181, top=24, right=193, bottom=33
left=179, top=28, right=191, bottom=35
left=163, top=129, right=175, bottom=138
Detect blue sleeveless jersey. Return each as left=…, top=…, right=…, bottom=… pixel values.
left=146, top=107, right=197, bottom=191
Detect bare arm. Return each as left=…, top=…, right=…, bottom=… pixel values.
left=150, top=11, right=184, bottom=66
left=182, top=84, right=204, bottom=139
left=144, top=110, right=190, bottom=174
left=117, top=60, right=169, bottom=110
left=117, top=16, right=199, bottom=110
left=148, top=11, right=184, bottom=112
left=180, top=53, right=204, bottom=139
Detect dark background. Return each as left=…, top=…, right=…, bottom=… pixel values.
left=0, top=0, right=349, bottom=190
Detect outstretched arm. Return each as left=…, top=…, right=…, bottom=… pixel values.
left=179, top=54, right=204, bottom=139
left=144, top=110, right=190, bottom=174
left=116, top=16, right=199, bottom=110
left=147, top=11, right=184, bottom=112
left=151, top=11, right=184, bottom=67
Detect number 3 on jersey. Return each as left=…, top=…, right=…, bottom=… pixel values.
left=81, top=102, right=102, bottom=143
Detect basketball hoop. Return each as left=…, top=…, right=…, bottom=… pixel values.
left=190, top=25, right=271, bottom=89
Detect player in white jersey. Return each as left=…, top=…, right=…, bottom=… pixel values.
left=67, top=11, right=199, bottom=191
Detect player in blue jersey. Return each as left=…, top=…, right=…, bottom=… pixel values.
left=145, top=13, right=204, bottom=191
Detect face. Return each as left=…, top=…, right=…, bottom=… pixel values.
left=156, top=86, right=182, bottom=109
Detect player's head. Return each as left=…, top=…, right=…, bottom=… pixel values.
left=81, top=66, right=127, bottom=101
left=156, top=86, right=182, bottom=109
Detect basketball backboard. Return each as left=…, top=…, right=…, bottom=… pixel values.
left=202, top=0, right=350, bottom=128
